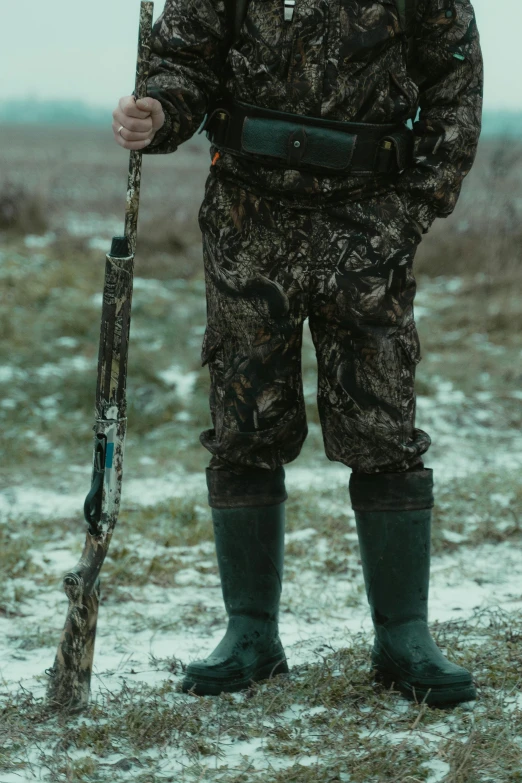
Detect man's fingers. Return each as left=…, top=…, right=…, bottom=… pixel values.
left=112, top=108, right=152, bottom=134
left=118, top=95, right=150, bottom=119
left=136, top=97, right=163, bottom=115
left=113, top=130, right=152, bottom=151
left=112, top=95, right=164, bottom=149
left=112, top=121, right=152, bottom=141
left=136, top=98, right=165, bottom=132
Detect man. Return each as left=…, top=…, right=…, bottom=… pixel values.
left=112, top=0, right=483, bottom=705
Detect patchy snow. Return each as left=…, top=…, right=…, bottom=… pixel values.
left=158, top=364, right=198, bottom=397
left=0, top=467, right=519, bottom=780
left=90, top=291, right=103, bottom=308
left=54, top=336, right=80, bottom=349
left=2, top=503, right=522, bottom=692
left=0, top=365, right=25, bottom=383
left=132, top=277, right=177, bottom=298
left=138, top=455, right=157, bottom=466
left=1, top=389, right=522, bottom=521
left=64, top=212, right=122, bottom=239
left=1, top=271, right=522, bottom=779
left=1, top=504, right=522, bottom=780
left=87, top=236, right=112, bottom=252
left=24, top=232, right=57, bottom=249
left=0, top=487, right=86, bottom=520
left=35, top=355, right=94, bottom=378
left=175, top=410, right=193, bottom=422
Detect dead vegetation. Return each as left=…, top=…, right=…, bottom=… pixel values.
left=1, top=601, right=521, bottom=782
left=1, top=129, right=522, bottom=782
left=0, top=181, right=49, bottom=235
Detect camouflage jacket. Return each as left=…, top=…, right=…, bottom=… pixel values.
left=144, top=0, right=483, bottom=232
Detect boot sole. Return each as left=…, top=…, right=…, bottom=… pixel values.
left=373, top=666, right=477, bottom=706
left=181, top=654, right=289, bottom=696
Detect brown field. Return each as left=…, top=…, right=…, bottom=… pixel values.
left=0, top=125, right=522, bottom=783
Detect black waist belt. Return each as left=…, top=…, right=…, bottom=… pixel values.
left=203, top=100, right=414, bottom=176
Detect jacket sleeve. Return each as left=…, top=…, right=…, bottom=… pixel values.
left=142, top=0, right=231, bottom=155
left=395, top=0, right=484, bottom=233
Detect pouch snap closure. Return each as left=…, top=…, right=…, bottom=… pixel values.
left=287, top=127, right=307, bottom=166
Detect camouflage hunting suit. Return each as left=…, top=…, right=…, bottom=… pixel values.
left=143, top=0, right=483, bottom=505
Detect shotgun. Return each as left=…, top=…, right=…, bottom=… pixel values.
left=46, top=1, right=154, bottom=711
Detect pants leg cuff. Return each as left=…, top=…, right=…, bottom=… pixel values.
left=206, top=466, right=288, bottom=509
left=349, top=468, right=434, bottom=511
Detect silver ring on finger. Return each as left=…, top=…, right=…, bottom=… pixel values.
left=118, top=125, right=125, bottom=137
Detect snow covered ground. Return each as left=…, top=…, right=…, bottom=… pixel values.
left=1, top=136, right=522, bottom=776
left=1, top=362, right=522, bottom=781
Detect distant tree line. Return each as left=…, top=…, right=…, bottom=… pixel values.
left=0, top=98, right=520, bottom=137
left=0, top=99, right=110, bottom=126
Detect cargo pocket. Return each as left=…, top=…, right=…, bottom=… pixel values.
left=201, top=325, right=223, bottom=367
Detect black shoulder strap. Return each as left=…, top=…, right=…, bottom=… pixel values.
left=396, top=0, right=418, bottom=36
left=224, top=0, right=249, bottom=44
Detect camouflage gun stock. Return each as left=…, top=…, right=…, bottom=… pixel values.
left=46, top=1, right=154, bottom=712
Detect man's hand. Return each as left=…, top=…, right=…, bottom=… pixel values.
left=112, top=96, right=165, bottom=150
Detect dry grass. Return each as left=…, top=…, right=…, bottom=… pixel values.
left=1, top=605, right=522, bottom=782
left=0, top=181, right=49, bottom=234
left=1, top=129, right=522, bottom=782
left=1, top=472, right=521, bottom=781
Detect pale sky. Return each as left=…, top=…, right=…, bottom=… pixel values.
left=0, top=0, right=517, bottom=111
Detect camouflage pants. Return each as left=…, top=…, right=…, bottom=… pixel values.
left=198, top=173, right=431, bottom=508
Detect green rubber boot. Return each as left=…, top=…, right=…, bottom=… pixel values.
left=350, top=469, right=476, bottom=706
left=181, top=502, right=288, bottom=695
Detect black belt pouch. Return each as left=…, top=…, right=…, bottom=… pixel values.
left=240, top=116, right=357, bottom=172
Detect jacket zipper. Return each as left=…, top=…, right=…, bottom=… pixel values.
left=284, top=0, right=296, bottom=22
left=280, top=0, right=296, bottom=80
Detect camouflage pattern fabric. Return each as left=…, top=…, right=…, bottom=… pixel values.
left=198, top=173, right=431, bottom=482
left=140, top=0, right=482, bottom=502
left=144, top=0, right=483, bottom=232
